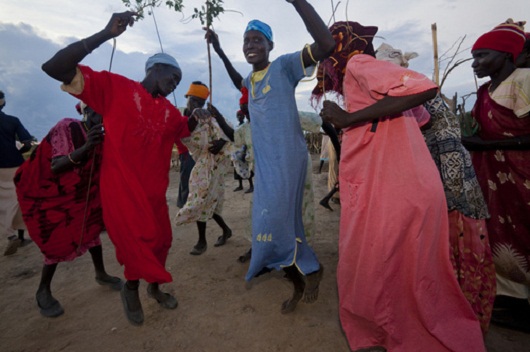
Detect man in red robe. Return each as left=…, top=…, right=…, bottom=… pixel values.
left=41, top=11, right=199, bottom=326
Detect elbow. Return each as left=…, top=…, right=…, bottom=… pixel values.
left=425, top=87, right=438, bottom=100
left=41, top=61, right=53, bottom=77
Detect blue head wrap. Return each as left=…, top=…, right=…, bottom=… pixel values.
left=245, top=20, right=273, bottom=42
left=145, top=53, right=181, bottom=74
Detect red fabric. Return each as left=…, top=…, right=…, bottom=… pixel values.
left=175, top=138, right=189, bottom=155
left=447, top=211, right=495, bottom=333
left=471, top=84, right=530, bottom=283
left=472, top=23, right=526, bottom=63
left=239, top=87, right=249, bottom=105
left=73, top=65, right=190, bottom=283
left=15, top=119, right=103, bottom=263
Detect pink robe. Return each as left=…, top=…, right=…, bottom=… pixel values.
left=337, top=55, right=485, bottom=351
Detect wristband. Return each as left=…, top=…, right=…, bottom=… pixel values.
left=68, top=153, right=81, bottom=165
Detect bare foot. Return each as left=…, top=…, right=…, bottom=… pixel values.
left=281, top=266, right=305, bottom=314
left=302, top=264, right=324, bottom=303
left=281, top=290, right=303, bottom=314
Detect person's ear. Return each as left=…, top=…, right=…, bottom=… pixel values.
left=268, top=41, right=274, bottom=52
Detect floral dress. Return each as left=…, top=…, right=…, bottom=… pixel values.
left=175, top=117, right=233, bottom=224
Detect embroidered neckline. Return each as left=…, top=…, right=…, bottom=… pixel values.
left=250, top=64, right=271, bottom=99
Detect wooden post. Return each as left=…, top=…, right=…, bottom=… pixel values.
left=431, top=23, right=439, bottom=86
left=206, top=1, right=213, bottom=103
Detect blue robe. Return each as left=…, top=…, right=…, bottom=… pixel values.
left=244, top=51, right=320, bottom=280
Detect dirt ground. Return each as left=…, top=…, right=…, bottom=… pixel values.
left=1, top=154, right=529, bottom=352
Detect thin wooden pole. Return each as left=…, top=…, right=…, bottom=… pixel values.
left=431, top=23, right=440, bottom=86
left=206, top=1, right=213, bottom=103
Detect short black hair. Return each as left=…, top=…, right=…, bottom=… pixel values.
left=191, top=81, right=207, bottom=87
left=0, top=90, right=4, bottom=99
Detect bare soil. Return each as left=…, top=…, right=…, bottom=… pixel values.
left=1, top=154, right=528, bottom=352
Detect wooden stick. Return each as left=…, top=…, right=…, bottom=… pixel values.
left=431, top=23, right=439, bottom=86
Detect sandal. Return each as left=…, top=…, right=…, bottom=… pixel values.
left=147, top=284, right=178, bottom=310
left=214, top=230, right=232, bottom=247
left=190, top=243, right=207, bottom=255
left=96, top=276, right=124, bottom=291
left=36, top=292, right=64, bottom=318
left=120, top=285, right=144, bottom=326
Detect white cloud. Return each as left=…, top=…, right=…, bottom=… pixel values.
left=0, top=0, right=527, bottom=138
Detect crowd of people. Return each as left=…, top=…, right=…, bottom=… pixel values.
left=1, top=0, right=529, bottom=351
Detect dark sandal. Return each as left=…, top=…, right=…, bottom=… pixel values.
left=96, top=276, right=124, bottom=291
left=36, top=292, right=64, bottom=318
left=147, top=284, right=178, bottom=310
left=214, top=230, right=232, bottom=247
left=120, top=285, right=144, bottom=326
left=190, top=244, right=207, bottom=255
left=237, top=248, right=252, bottom=263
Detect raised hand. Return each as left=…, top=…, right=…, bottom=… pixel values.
left=208, top=139, right=227, bottom=155
left=85, top=124, right=105, bottom=151
left=191, top=108, right=211, bottom=122
left=203, top=27, right=221, bottom=52
left=104, top=11, right=138, bottom=38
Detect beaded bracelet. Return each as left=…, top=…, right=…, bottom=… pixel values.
left=68, top=153, right=81, bottom=165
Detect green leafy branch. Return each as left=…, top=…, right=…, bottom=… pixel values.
left=121, top=0, right=225, bottom=26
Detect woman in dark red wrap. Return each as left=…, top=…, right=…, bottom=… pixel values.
left=463, top=19, right=530, bottom=332
left=15, top=104, right=122, bottom=318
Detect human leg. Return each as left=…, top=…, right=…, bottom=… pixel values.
left=121, top=279, right=144, bottom=325
left=234, top=168, right=244, bottom=191
left=147, top=282, right=178, bottom=309
left=36, top=263, right=64, bottom=317
left=177, top=153, right=195, bottom=208
left=281, top=265, right=306, bottom=314
left=190, top=221, right=207, bottom=255
left=245, top=176, right=254, bottom=193
left=17, top=229, right=32, bottom=247
left=303, top=263, right=324, bottom=303
left=88, top=245, right=123, bottom=290
left=213, top=213, right=232, bottom=247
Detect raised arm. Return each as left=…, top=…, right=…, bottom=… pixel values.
left=287, top=0, right=335, bottom=67
left=320, top=88, right=438, bottom=130
left=41, top=11, right=137, bottom=84
left=321, top=121, right=341, bottom=161
left=207, top=103, right=234, bottom=142
left=204, top=28, right=244, bottom=91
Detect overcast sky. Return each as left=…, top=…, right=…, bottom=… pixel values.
left=1, top=0, right=527, bottom=139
